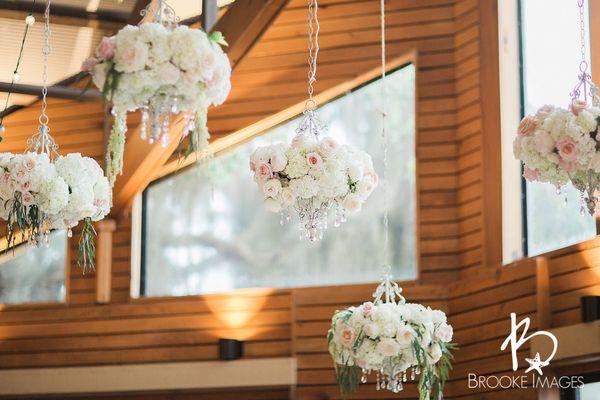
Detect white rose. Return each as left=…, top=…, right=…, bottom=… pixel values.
left=342, top=193, right=362, bottom=212
left=364, top=323, right=380, bottom=339
left=264, top=197, right=282, bottom=213
left=376, top=338, right=401, bottom=357
left=426, top=343, right=443, bottom=364
left=263, top=179, right=282, bottom=198
left=396, top=324, right=416, bottom=345
left=590, top=153, right=600, bottom=173
left=115, top=41, right=149, bottom=73
left=270, top=150, right=288, bottom=172
left=279, top=187, right=295, bottom=207
left=348, top=163, right=364, bottom=182
left=157, top=62, right=181, bottom=85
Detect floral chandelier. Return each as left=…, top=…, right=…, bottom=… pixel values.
left=249, top=0, right=378, bottom=242
left=514, top=0, right=600, bottom=215
left=327, top=1, right=454, bottom=398
left=0, top=0, right=111, bottom=271
left=82, top=0, right=232, bottom=186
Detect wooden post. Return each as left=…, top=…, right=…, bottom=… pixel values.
left=95, top=219, right=116, bottom=304
left=202, top=0, right=218, bottom=32
left=535, top=257, right=551, bottom=330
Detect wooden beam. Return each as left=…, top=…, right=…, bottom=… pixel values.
left=95, top=219, right=116, bottom=304
left=112, top=115, right=186, bottom=213
left=0, top=82, right=101, bottom=101
left=112, top=0, right=289, bottom=212
left=535, top=257, right=551, bottom=330
left=478, top=0, right=503, bottom=268
left=157, top=53, right=415, bottom=178
left=213, top=0, right=290, bottom=69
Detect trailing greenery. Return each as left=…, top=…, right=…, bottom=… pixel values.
left=78, top=217, right=96, bottom=273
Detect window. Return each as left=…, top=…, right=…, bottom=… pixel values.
left=561, top=373, right=600, bottom=400
left=503, top=0, right=596, bottom=260
left=0, top=231, right=67, bottom=304
left=141, top=64, right=416, bottom=297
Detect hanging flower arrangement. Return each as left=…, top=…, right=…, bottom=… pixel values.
left=328, top=293, right=454, bottom=399
left=82, top=0, right=231, bottom=186
left=249, top=0, right=377, bottom=241
left=0, top=1, right=110, bottom=271
left=250, top=115, right=378, bottom=241
left=514, top=0, right=600, bottom=215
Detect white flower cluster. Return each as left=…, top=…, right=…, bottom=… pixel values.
left=0, top=152, right=110, bottom=229
left=84, top=23, right=231, bottom=113
left=513, top=102, right=600, bottom=187
left=328, top=301, right=453, bottom=373
left=249, top=135, right=378, bottom=214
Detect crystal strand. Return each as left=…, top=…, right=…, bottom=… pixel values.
left=140, top=108, right=149, bottom=140
left=564, top=195, right=568, bottom=207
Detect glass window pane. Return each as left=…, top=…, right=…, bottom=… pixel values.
left=521, top=0, right=596, bottom=255
left=143, top=65, right=416, bottom=296
left=0, top=231, right=67, bottom=304
left=580, top=381, right=600, bottom=399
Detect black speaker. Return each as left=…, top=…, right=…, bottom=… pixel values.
left=581, top=296, right=600, bottom=322
left=219, top=338, right=244, bottom=360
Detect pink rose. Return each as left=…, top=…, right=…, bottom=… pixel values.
left=362, top=301, right=374, bottom=317
left=533, top=131, right=555, bottom=154
left=19, top=181, right=31, bottom=192
left=558, top=158, right=577, bottom=173
left=96, top=37, right=116, bottom=61
left=570, top=99, right=587, bottom=116
left=319, top=137, right=338, bottom=156
left=81, top=57, right=99, bottom=73
left=158, top=62, right=181, bottom=85
left=12, top=166, right=27, bottom=182
left=118, top=42, right=148, bottom=72
left=23, top=156, right=36, bottom=171
left=434, top=323, right=453, bottom=343
left=337, top=325, right=356, bottom=349
left=518, top=115, right=537, bottom=136
left=20, top=191, right=33, bottom=206
left=556, top=138, right=579, bottom=162
left=376, top=338, right=401, bottom=357
left=255, top=162, right=273, bottom=181
left=306, top=152, right=323, bottom=168
left=396, top=325, right=416, bottom=345
left=523, top=167, right=540, bottom=181
left=94, top=198, right=107, bottom=208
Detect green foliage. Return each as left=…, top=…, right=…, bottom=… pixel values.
left=209, top=31, right=228, bottom=46
left=77, top=217, right=96, bottom=273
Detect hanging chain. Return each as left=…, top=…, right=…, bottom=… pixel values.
left=305, top=0, right=320, bottom=111
left=372, top=0, right=403, bottom=305
left=27, top=0, right=58, bottom=157
left=380, top=0, right=390, bottom=276
left=570, top=0, right=599, bottom=106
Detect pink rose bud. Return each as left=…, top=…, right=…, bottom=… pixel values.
left=96, top=36, right=116, bottom=61
left=517, top=115, right=537, bottom=136
left=523, top=167, right=540, bottom=181
left=81, top=57, right=99, bottom=73
left=570, top=99, right=587, bottom=116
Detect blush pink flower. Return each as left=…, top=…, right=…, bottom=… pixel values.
left=337, top=326, right=356, bottom=349
left=518, top=115, right=537, bottom=136
left=523, top=167, right=540, bottom=181
left=362, top=301, right=374, bottom=317
left=558, top=158, right=577, bottom=173
left=96, top=37, right=116, bottom=61
left=556, top=138, right=579, bottom=162
left=319, top=137, right=338, bottom=157
left=255, top=161, right=273, bottom=181
left=81, top=57, right=99, bottom=73
left=434, top=323, right=453, bottom=343
left=20, top=191, right=33, bottom=206
left=19, top=181, right=31, bottom=192
left=570, top=99, right=587, bottom=116
left=306, top=152, right=323, bottom=168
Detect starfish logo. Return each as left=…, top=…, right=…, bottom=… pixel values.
left=500, top=313, right=558, bottom=375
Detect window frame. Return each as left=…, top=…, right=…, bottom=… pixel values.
left=135, top=61, right=420, bottom=298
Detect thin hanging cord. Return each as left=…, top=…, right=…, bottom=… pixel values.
left=306, top=0, right=320, bottom=110
left=380, top=0, right=390, bottom=276
left=0, top=0, right=38, bottom=131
